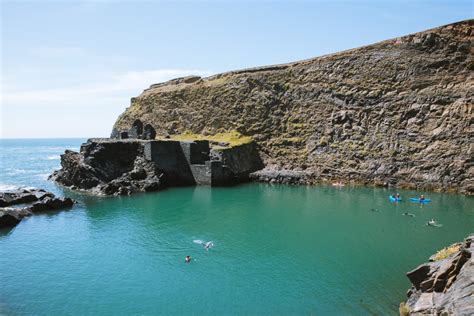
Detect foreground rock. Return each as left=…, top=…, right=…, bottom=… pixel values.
left=50, top=137, right=263, bottom=195
left=112, top=20, right=473, bottom=195
left=0, top=188, right=74, bottom=229
left=403, top=234, right=474, bottom=315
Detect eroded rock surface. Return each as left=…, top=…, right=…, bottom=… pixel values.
left=50, top=140, right=165, bottom=195
left=0, top=188, right=74, bottom=228
left=50, top=138, right=263, bottom=195
left=404, top=234, right=474, bottom=315
left=113, top=20, right=473, bottom=194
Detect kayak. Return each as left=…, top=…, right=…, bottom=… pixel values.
left=389, top=196, right=401, bottom=202
left=410, top=198, right=431, bottom=203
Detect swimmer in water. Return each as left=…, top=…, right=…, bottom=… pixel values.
left=185, top=255, right=192, bottom=263
left=403, top=212, right=415, bottom=217
left=204, top=241, right=214, bottom=251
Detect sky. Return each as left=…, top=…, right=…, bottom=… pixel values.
left=1, top=0, right=472, bottom=138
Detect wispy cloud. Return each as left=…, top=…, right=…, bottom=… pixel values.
left=30, top=45, right=87, bottom=59
left=1, top=69, right=213, bottom=107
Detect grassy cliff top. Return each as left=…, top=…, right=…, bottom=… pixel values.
left=158, top=131, right=253, bottom=148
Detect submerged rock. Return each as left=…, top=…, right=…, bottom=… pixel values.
left=404, top=234, right=474, bottom=315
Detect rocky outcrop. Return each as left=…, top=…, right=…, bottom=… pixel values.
left=403, top=234, right=474, bottom=315
left=0, top=188, right=74, bottom=228
left=51, top=137, right=263, bottom=195
left=50, top=139, right=165, bottom=195
left=112, top=20, right=473, bottom=194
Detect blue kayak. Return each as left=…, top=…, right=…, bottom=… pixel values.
left=410, top=198, right=431, bottom=203
left=389, top=196, right=402, bottom=202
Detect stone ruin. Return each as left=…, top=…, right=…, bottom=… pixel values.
left=111, top=119, right=156, bottom=140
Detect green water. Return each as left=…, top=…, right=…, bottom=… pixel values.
left=1, top=183, right=473, bottom=315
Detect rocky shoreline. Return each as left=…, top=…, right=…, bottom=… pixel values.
left=402, top=234, right=473, bottom=315
left=0, top=188, right=75, bottom=228
left=50, top=136, right=263, bottom=196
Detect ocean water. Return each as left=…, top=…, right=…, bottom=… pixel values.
left=0, top=139, right=473, bottom=315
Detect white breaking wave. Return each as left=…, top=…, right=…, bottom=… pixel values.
left=0, top=184, right=19, bottom=191
left=46, top=155, right=60, bottom=160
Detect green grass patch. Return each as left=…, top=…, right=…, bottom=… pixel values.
left=164, top=130, right=253, bottom=148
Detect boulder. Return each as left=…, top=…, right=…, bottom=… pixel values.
left=404, top=234, right=474, bottom=315
left=0, top=188, right=75, bottom=229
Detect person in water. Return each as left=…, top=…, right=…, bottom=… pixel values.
left=396, top=193, right=401, bottom=199
left=185, top=255, right=192, bottom=263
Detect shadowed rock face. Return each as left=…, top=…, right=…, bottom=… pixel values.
left=51, top=138, right=264, bottom=195
left=112, top=20, right=473, bottom=194
left=50, top=140, right=165, bottom=195
left=405, top=234, right=473, bottom=315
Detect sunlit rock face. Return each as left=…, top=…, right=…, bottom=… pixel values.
left=113, top=20, right=473, bottom=194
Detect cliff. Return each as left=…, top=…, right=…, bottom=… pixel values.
left=402, top=234, right=473, bottom=315
left=112, top=20, right=473, bottom=194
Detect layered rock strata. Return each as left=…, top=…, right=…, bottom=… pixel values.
left=112, top=20, right=473, bottom=194
left=404, top=234, right=474, bottom=315
left=0, top=188, right=74, bottom=228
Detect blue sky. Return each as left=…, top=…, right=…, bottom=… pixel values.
left=1, top=0, right=472, bottom=138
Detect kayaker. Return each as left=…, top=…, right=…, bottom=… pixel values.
left=396, top=193, right=401, bottom=200
left=419, top=194, right=425, bottom=201
left=185, top=255, right=192, bottom=263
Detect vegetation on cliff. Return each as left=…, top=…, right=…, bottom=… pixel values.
left=113, top=20, right=473, bottom=194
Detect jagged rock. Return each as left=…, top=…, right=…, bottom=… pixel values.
left=0, top=208, right=24, bottom=228
left=29, top=197, right=74, bottom=213
left=51, top=138, right=263, bottom=195
left=0, top=190, right=37, bottom=206
left=50, top=139, right=165, bottom=195
left=0, top=188, right=75, bottom=228
left=112, top=20, right=473, bottom=195
left=404, top=234, right=474, bottom=315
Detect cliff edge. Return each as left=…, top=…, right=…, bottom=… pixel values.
left=113, top=20, right=473, bottom=194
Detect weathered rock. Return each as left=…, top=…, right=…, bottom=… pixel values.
left=404, top=234, right=474, bottom=315
left=0, top=208, right=24, bottom=228
left=0, top=190, right=37, bottom=207
left=0, top=188, right=75, bottom=228
left=50, top=139, right=166, bottom=195
left=51, top=137, right=263, bottom=195
left=112, top=20, right=473, bottom=195
left=29, top=197, right=74, bottom=213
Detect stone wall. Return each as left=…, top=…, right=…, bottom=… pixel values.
left=51, top=138, right=264, bottom=195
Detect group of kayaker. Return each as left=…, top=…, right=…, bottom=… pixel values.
left=390, top=193, right=427, bottom=202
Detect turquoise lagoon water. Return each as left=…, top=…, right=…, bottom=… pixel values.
left=0, top=139, right=473, bottom=315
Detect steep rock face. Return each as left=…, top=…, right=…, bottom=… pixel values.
left=404, top=234, right=473, bottom=315
left=113, top=20, right=473, bottom=194
left=50, top=139, right=165, bottom=195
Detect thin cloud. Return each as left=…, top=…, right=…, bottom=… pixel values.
left=1, top=69, right=213, bottom=107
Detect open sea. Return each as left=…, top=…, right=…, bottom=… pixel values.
left=0, top=139, right=473, bottom=315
